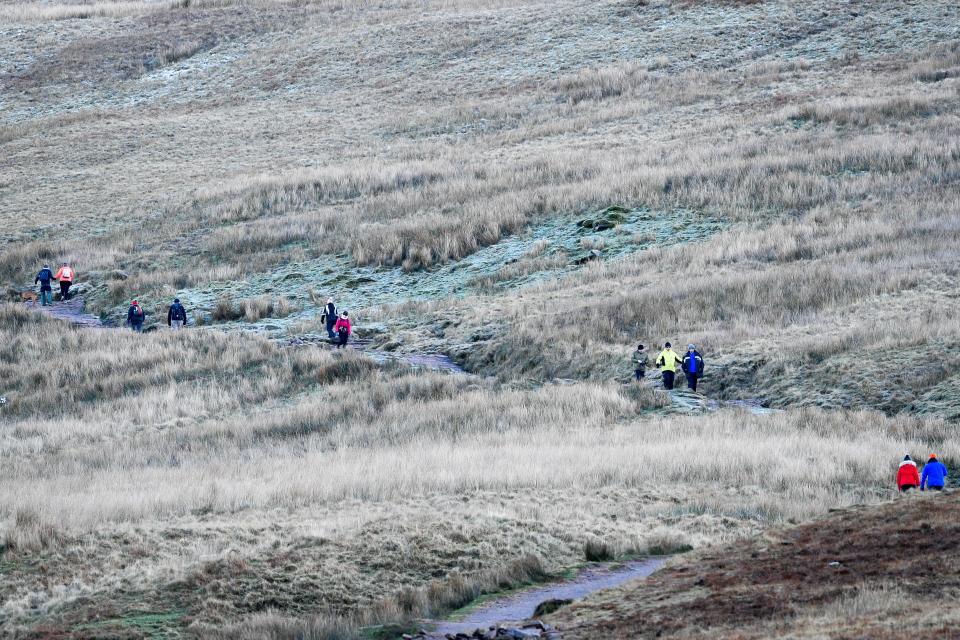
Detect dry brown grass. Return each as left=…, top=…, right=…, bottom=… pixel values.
left=3, top=0, right=960, bottom=636
left=1, top=306, right=955, bottom=635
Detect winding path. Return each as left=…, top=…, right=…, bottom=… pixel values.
left=429, top=558, right=665, bottom=637
left=26, top=297, right=467, bottom=374
left=25, top=296, right=103, bottom=328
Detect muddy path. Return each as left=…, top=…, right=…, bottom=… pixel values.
left=24, top=296, right=468, bottom=374
left=428, top=558, right=665, bottom=637
left=285, top=334, right=468, bottom=374
left=25, top=296, right=103, bottom=328
left=666, top=388, right=781, bottom=416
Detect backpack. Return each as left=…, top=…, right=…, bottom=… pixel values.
left=171, top=304, right=185, bottom=321
left=132, top=305, right=144, bottom=320
left=338, top=323, right=349, bottom=335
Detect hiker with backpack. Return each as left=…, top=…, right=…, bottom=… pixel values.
left=34, top=264, right=54, bottom=306
left=127, top=300, right=146, bottom=332
left=54, top=262, right=75, bottom=300
left=167, top=298, right=188, bottom=330
left=333, top=311, right=351, bottom=348
left=921, top=454, right=948, bottom=491
left=681, top=344, right=705, bottom=392
left=655, top=342, right=680, bottom=390
left=897, top=454, right=920, bottom=492
left=322, top=297, right=337, bottom=340
left=632, top=344, right=648, bottom=382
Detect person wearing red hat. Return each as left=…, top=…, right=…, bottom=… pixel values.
left=126, top=300, right=146, bottom=332
left=896, top=454, right=920, bottom=492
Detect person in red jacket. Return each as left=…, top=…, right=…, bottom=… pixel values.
left=897, top=454, right=920, bottom=492
left=333, top=311, right=351, bottom=349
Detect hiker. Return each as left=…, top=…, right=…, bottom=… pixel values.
left=322, top=297, right=337, bottom=340
left=632, top=344, right=647, bottom=382
left=167, top=298, right=188, bottom=330
left=34, top=264, right=54, bottom=306
left=897, top=454, right=920, bottom=492
left=127, top=300, right=146, bottom=332
left=333, top=311, right=351, bottom=348
left=54, top=262, right=74, bottom=300
left=655, top=342, right=680, bottom=390
left=681, top=344, right=705, bottom=392
left=921, top=454, right=948, bottom=491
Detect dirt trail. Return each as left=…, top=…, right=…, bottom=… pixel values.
left=430, top=559, right=665, bottom=637
left=667, top=389, right=781, bottom=415
left=26, top=296, right=103, bottom=328
left=27, top=298, right=468, bottom=374
left=284, top=334, right=468, bottom=374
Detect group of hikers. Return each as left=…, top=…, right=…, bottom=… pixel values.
left=124, top=298, right=189, bottom=331
left=633, top=342, right=705, bottom=391
left=897, top=454, right=949, bottom=492
left=321, top=297, right=353, bottom=348
left=33, top=263, right=75, bottom=304
left=32, top=263, right=354, bottom=345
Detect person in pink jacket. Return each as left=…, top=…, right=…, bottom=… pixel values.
left=333, top=311, right=351, bottom=349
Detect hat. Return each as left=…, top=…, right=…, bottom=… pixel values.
left=637, top=344, right=644, bottom=350
left=903, top=454, right=912, bottom=462
left=341, top=311, right=349, bottom=317
left=688, top=344, right=696, bottom=350
left=173, top=298, right=180, bottom=303
left=43, top=264, right=49, bottom=268
left=664, top=341, right=671, bottom=348
left=131, top=300, right=138, bottom=305
left=929, top=453, right=938, bottom=459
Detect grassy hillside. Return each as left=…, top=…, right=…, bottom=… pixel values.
left=2, top=0, right=959, bottom=637
left=549, top=492, right=960, bottom=639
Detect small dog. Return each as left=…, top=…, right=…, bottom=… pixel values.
left=20, top=290, right=39, bottom=303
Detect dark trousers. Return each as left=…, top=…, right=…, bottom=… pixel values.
left=662, top=370, right=675, bottom=390
left=60, top=281, right=71, bottom=299
left=326, top=321, right=336, bottom=339
left=131, top=322, right=143, bottom=333
left=899, top=484, right=916, bottom=493
left=337, top=332, right=349, bottom=348
left=634, top=368, right=645, bottom=381
left=927, top=485, right=944, bottom=491
left=687, top=373, right=699, bottom=392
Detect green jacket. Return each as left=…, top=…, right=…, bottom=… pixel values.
left=632, top=350, right=647, bottom=368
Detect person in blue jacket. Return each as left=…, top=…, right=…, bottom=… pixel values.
left=921, top=454, right=948, bottom=491
left=681, top=344, right=705, bottom=392
left=34, top=264, right=53, bottom=306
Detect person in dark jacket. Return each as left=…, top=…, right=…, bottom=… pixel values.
left=34, top=264, right=53, bottom=306
left=632, top=344, right=647, bottom=382
left=322, top=297, right=337, bottom=340
left=921, top=454, right=948, bottom=491
left=897, top=454, right=920, bottom=492
left=333, top=311, right=351, bottom=348
left=681, top=344, right=705, bottom=392
left=167, top=298, right=188, bottom=330
left=127, top=300, right=146, bottom=332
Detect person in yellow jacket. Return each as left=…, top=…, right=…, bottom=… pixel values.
left=655, top=342, right=680, bottom=390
